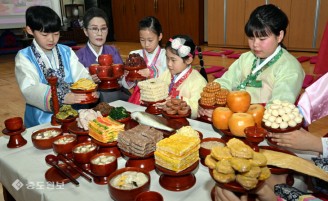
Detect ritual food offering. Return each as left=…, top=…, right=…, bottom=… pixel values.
left=226, top=91, right=251, bottom=113
left=108, top=107, right=130, bottom=121
left=200, top=82, right=229, bottom=107
left=55, top=105, right=78, bottom=120
left=32, top=128, right=63, bottom=149
left=33, top=129, right=61, bottom=140
left=162, top=98, right=190, bottom=115
left=176, top=126, right=200, bottom=139
left=117, top=124, right=163, bottom=157
left=125, top=53, right=147, bottom=70
left=76, top=109, right=103, bottom=131
left=262, top=100, right=303, bottom=130
left=93, top=102, right=113, bottom=116
left=206, top=138, right=271, bottom=190
left=91, top=154, right=116, bottom=165
left=110, top=171, right=149, bottom=190
left=53, top=135, right=75, bottom=144
left=70, top=78, right=97, bottom=90
left=88, top=116, right=125, bottom=143
left=154, top=133, right=200, bottom=172
left=73, top=143, right=97, bottom=153
left=138, top=78, right=168, bottom=102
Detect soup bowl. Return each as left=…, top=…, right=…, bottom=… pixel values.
left=31, top=127, right=63, bottom=150
left=52, top=134, right=77, bottom=155
left=72, top=142, right=98, bottom=164
left=108, top=167, right=151, bottom=201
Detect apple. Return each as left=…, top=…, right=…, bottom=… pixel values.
left=212, top=107, right=233, bottom=130
left=246, top=104, right=265, bottom=127
left=228, top=113, right=255, bottom=137
left=227, top=91, right=251, bottom=113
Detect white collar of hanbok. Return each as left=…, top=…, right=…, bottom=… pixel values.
left=87, top=41, right=103, bottom=63
left=174, top=65, right=191, bottom=83
left=32, top=39, right=59, bottom=69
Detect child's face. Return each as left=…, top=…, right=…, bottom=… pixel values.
left=84, top=17, right=108, bottom=49
left=166, top=48, right=192, bottom=75
left=139, top=29, right=162, bottom=53
left=247, top=30, right=283, bottom=59
left=27, top=28, right=60, bottom=52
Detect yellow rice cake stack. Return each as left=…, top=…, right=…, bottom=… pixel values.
left=155, top=133, right=200, bottom=172
left=88, top=116, right=125, bottom=143
left=138, top=78, right=168, bottom=102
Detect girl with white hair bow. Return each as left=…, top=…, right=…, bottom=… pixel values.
left=156, top=35, right=207, bottom=119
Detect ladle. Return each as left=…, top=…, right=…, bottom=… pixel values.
left=45, top=154, right=79, bottom=185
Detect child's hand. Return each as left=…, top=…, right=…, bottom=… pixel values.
left=91, top=74, right=100, bottom=83
left=198, top=106, right=214, bottom=122
left=268, top=128, right=323, bottom=153
left=137, top=68, right=150, bottom=78
left=63, top=92, right=88, bottom=104
left=91, top=91, right=99, bottom=98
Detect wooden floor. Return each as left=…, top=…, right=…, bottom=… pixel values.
left=0, top=42, right=327, bottom=201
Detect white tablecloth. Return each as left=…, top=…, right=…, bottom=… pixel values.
left=0, top=100, right=317, bottom=201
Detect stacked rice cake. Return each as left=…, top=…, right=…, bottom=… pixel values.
left=138, top=78, right=168, bottom=102
left=117, top=125, right=163, bottom=157
left=155, top=133, right=200, bottom=172
left=88, top=116, right=125, bottom=143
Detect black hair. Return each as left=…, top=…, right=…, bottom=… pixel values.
left=166, top=35, right=196, bottom=61
left=139, top=16, right=162, bottom=46
left=245, top=4, right=288, bottom=48
left=83, top=7, right=109, bottom=28
left=26, top=6, right=61, bottom=33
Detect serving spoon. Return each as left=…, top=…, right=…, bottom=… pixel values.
left=45, top=154, right=79, bottom=186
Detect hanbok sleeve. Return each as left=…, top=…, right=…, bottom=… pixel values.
left=297, top=73, right=328, bottom=124
left=15, top=52, right=52, bottom=111
left=268, top=61, right=304, bottom=105
left=69, top=49, right=92, bottom=82
left=214, top=58, right=243, bottom=90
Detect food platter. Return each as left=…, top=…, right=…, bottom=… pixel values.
left=70, top=88, right=98, bottom=104
left=261, top=120, right=303, bottom=133
left=141, top=99, right=166, bottom=115
left=209, top=169, right=264, bottom=193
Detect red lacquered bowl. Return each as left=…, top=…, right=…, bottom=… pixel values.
left=52, top=134, right=78, bottom=155
left=31, top=127, right=63, bottom=150
left=108, top=167, right=151, bottom=201
left=135, top=191, right=163, bottom=201
left=4, top=117, right=23, bottom=132
left=72, top=142, right=98, bottom=164
left=90, top=153, right=118, bottom=176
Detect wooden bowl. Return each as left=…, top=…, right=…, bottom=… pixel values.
left=31, top=127, right=63, bottom=150
left=52, top=134, right=78, bottom=155
left=135, top=191, right=163, bottom=201
left=72, top=142, right=98, bottom=164
left=4, top=117, right=23, bottom=132
left=108, top=167, right=151, bottom=201
left=90, top=153, right=117, bottom=176
left=70, top=88, right=98, bottom=104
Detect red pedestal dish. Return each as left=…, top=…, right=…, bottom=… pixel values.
left=98, top=54, right=113, bottom=66
left=155, top=160, right=199, bottom=191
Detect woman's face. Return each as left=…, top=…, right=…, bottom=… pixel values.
left=139, top=29, right=162, bottom=53
left=84, top=17, right=108, bottom=51
left=248, top=30, right=283, bottom=59
left=166, top=48, right=192, bottom=75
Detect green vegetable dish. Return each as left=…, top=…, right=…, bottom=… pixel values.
left=56, top=105, right=78, bottom=120
left=108, top=107, right=130, bottom=120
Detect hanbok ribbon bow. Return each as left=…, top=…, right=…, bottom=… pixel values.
left=169, top=38, right=192, bottom=58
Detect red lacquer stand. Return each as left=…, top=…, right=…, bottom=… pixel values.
left=47, top=76, right=60, bottom=126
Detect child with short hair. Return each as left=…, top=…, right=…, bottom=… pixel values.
left=15, top=5, right=93, bottom=128
left=157, top=35, right=207, bottom=118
